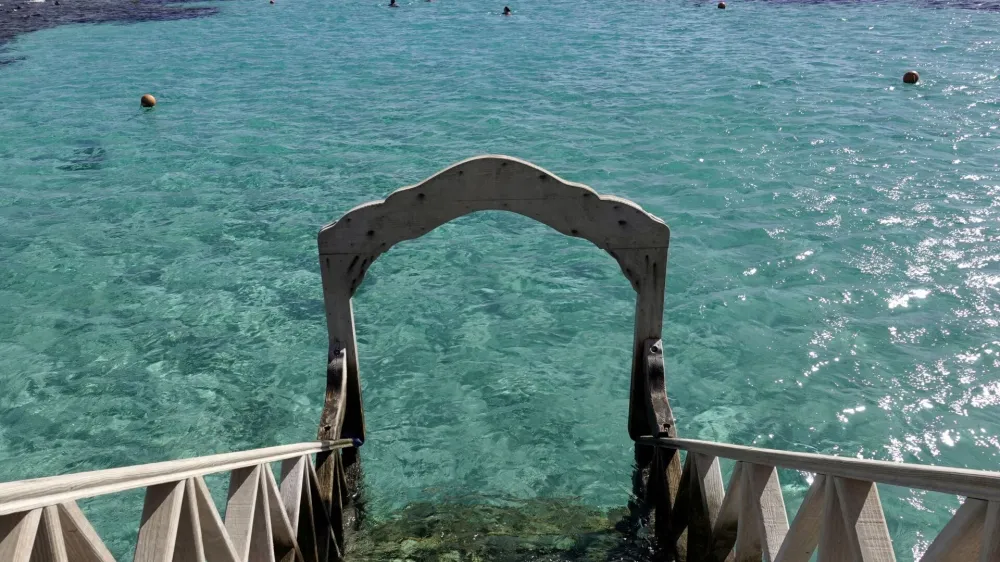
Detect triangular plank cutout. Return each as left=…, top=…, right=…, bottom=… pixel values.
left=306, top=457, right=338, bottom=562
left=172, top=480, right=205, bottom=562
left=30, top=506, right=68, bottom=562
left=190, top=477, right=240, bottom=562
left=226, top=465, right=277, bottom=562
left=774, top=475, right=826, bottom=562
left=0, top=509, right=42, bottom=562
left=262, top=464, right=304, bottom=562
left=135, top=480, right=186, bottom=562
left=56, top=502, right=115, bottom=562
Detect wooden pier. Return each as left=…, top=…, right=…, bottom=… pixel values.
left=1, top=156, right=999, bottom=561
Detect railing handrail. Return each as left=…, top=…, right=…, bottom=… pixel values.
left=0, top=439, right=353, bottom=516
left=639, top=436, right=1000, bottom=500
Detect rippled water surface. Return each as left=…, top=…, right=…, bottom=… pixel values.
left=1, top=0, right=999, bottom=559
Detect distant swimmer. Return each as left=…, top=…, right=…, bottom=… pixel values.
left=502, top=5, right=511, bottom=15
left=389, top=0, right=398, bottom=6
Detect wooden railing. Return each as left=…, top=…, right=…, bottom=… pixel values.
left=0, top=440, right=354, bottom=562
left=637, top=436, right=1000, bottom=561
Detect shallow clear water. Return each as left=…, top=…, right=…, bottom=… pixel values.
left=1, top=0, right=999, bottom=559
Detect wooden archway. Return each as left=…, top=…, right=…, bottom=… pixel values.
left=315, top=155, right=674, bottom=449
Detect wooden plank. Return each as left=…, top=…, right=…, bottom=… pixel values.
left=56, top=502, right=115, bottom=562
left=263, top=463, right=303, bottom=562
left=639, top=437, right=1000, bottom=502
left=0, top=441, right=353, bottom=516
left=30, top=506, right=69, bottom=562
left=295, top=460, right=321, bottom=562
left=172, top=478, right=205, bottom=562
left=279, top=457, right=307, bottom=533
left=249, top=467, right=276, bottom=562
left=306, top=458, right=338, bottom=562
left=921, top=498, right=986, bottom=562
left=190, top=477, right=239, bottom=562
left=135, top=481, right=186, bottom=562
left=685, top=453, right=721, bottom=558
left=835, top=477, right=896, bottom=562
left=710, top=461, right=744, bottom=562
left=0, top=509, right=41, bottom=562
left=747, top=464, right=789, bottom=560
left=774, top=474, right=827, bottom=562
left=226, top=466, right=262, bottom=561
left=979, top=501, right=1000, bottom=562
left=734, top=463, right=763, bottom=562
left=817, top=477, right=850, bottom=562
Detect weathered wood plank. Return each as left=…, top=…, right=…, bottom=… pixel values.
left=279, top=457, right=307, bottom=533
left=190, top=477, right=240, bottom=562
left=0, top=509, right=41, bottom=562
left=835, top=477, right=895, bottom=562
left=979, top=501, right=1000, bottom=562
left=734, top=463, right=763, bottom=562
left=31, top=505, right=69, bottom=562
left=817, top=477, right=850, bottom=562
left=920, top=498, right=986, bottom=562
left=685, top=453, right=723, bottom=558
left=747, top=464, right=789, bottom=561
left=263, top=463, right=303, bottom=562
left=172, top=479, right=205, bottom=562
left=640, top=437, right=1000, bottom=502
left=710, top=461, right=744, bottom=562
left=135, top=481, right=186, bottom=562
left=56, top=502, right=115, bottom=562
left=307, top=458, right=339, bottom=562
left=0, top=441, right=352, bottom=517
left=249, top=467, right=276, bottom=562
left=774, top=475, right=827, bottom=562
left=227, top=466, right=262, bottom=561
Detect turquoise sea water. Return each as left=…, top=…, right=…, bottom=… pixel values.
left=1, top=0, right=999, bottom=559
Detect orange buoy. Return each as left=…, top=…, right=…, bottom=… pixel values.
left=140, top=94, right=156, bottom=108
left=718, top=2, right=726, bottom=8
left=903, top=71, right=919, bottom=84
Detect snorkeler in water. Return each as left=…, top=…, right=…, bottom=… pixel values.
left=389, top=0, right=398, bottom=6
left=502, top=6, right=511, bottom=15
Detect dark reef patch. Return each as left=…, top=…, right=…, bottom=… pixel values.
left=0, top=0, right=220, bottom=49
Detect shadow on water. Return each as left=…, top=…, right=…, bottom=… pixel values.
left=0, top=0, right=224, bottom=48
left=349, top=497, right=657, bottom=562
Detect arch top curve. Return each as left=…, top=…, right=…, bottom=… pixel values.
left=318, top=155, right=670, bottom=294
left=316, top=155, right=672, bottom=443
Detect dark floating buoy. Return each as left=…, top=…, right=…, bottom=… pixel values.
left=903, top=71, right=919, bottom=84
left=718, top=2, right=726, bottom=8
left=140, top=94, right=156, bottom=108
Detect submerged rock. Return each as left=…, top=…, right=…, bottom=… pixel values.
left=349, top=498, right=652, bottom=561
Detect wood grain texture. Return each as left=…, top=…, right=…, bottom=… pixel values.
left=979, top=501, right=1000, bottom=562
left=190, top=477, right=240, bottom=562
left=306, top=457, right=338, bottom=562
left=249, top=467, right=276, bottom=562
left=0, top=509, right=41, bottom=562
left=0, top=441, right=352, bottom=516
left=734, top=463, right=763, bottom=562
left=31, top=505, right=69, bottom=562
left=817, top=477, right=850, bottom=562
left=134, top=481, right=185, bottom=562
left=279, top=457, right=307, bottom=534
left=263, top=463, right=303, bottom=562
left=747, top=464, right=789, bottom=561
left=710, top=462, right=744, bottom=562
left=172, top=479, right=205, bottom=562
left=774, top=475, right=827, bottom=562
left=835, top=477, right=895, bottom=562
left=317, top=349, right=348, bottom=443
left=920, top=498, right=986, bottom=562
left=56, top=502, right=115, bottom=562
left=639, top=437, right=1000, bottom=501
left=317, top=155, right=671, bottom=441
left=227, top=466, right=262, bottom=561
left=685, top=453, right=723, bottom=559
